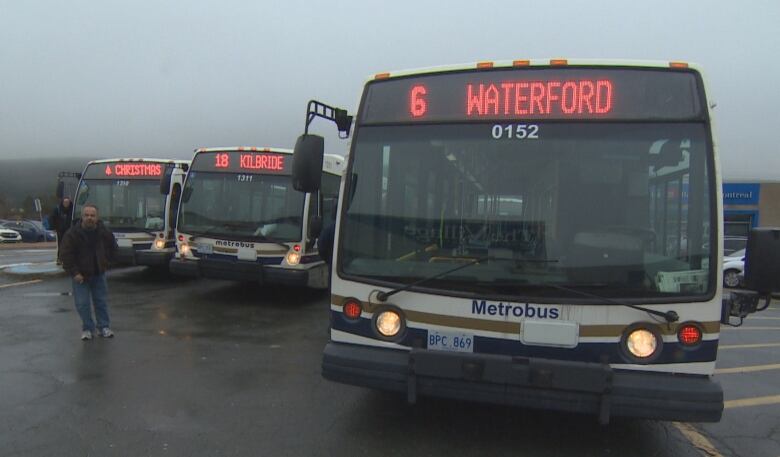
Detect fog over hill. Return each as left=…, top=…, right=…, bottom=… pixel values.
left=0, top=157, right=94, bottom=217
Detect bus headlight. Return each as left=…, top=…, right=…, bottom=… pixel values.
left=155, top=239, right=166, bottom=250
left=286, top=251, right=301, bottom=266
left=375, top=310, right=403, bottom=338
left=179, top=243, right=190, bottom=256
left=623, top=325, right=663, bottom=363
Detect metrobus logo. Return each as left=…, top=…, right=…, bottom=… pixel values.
left=472, top=300, right=560, bottom=319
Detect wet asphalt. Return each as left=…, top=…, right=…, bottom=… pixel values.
left=1, top=248, right=778, bottom=456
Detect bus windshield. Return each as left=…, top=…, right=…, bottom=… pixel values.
left=341, top=122, right=713, bottom=301
left=178, top=171, right=305, bottom=242
left=75, top=179, right=167, bottom=232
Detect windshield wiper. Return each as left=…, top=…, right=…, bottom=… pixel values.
left=376, top=256, right=488, bottom=302
left=522, top=282, right=679, bottom=323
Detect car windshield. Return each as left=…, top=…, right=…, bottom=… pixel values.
left=341, top=122, right=714, bottom=301
left=178, top=171, right=305, bottom=242
left=75, top=179, right=167, bottom=232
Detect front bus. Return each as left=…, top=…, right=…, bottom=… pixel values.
left=74, top=158, right=189, bottom=267
left=299, top=60, right=727, bottom=423
left=171, top=147, right=343, bottom=289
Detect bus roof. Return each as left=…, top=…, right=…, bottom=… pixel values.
left=194, top=146, right=293, bottom=154
left=368, top=58, right=701, bottom=81
left=87, top=158, right=190, bottom=165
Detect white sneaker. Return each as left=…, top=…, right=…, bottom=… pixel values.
left=81, top=330, right=93, bottom=341
left=99, top=328, right=114, bottom=338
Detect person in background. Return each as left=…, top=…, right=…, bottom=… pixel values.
left=50, top=196, right=73, bottom=264
left=60, top=204, right=118, bottom=341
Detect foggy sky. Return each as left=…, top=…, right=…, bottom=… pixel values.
left=1, top=0, right=779, bottom=180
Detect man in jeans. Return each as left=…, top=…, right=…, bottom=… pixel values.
left=60, top=204, right=118, bottom=340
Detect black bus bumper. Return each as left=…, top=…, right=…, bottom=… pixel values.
left=169, top=257, right=309, bottom=286
left=322, top=342, right=723, bottom=423
left=116, top=247, right=172, bottom=267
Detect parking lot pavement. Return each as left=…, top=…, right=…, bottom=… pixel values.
left=0, top=271, right=773, bottom=456
left=698, top=302, right=780, bottom=457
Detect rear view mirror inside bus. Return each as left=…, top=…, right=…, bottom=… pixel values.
left=292, top=134, right=324, bottom=193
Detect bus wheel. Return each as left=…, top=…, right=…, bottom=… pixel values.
left=723, top=269, right=741, bottom=288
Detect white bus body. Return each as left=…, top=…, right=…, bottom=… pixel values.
left=74, top=158, right=189, bottom=267
left=171, top=147, right=343, bottom=288
left=316, top=59, right=724, bottom=423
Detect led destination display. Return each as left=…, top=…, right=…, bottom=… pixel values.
left=192, top=150, right=293, bottom=175
left=82, top=162, right=164, bottom=179
left=361, top=67, right=704, bottom=123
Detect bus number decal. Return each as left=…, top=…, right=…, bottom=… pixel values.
left=115, top=180, right=130, bottom=187
left=236, top=174, right=253, bottom=182
left=491, top=124, right=540, bottom=140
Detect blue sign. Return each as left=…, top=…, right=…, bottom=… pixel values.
left=723, top=183, right=760, bottom=205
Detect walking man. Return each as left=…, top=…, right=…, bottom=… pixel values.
left=60, top=204, right=118, bottom=340
left=50, top=196, right=73, bottom=264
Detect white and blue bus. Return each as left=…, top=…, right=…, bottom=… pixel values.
left=73, top=158, right=189, bottom=267
left=171, top=147, right=343, bottom=288
left=290, top=59, right=749, bottom=423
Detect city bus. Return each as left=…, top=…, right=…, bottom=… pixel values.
left=170, top=147, right=343, bottom=288
left=73, top=158, right=189, bottom=267
left=291, top=59, right=738, bottom=423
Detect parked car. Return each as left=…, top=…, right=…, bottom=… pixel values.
left=723, top=248, right=745, bottom=288
left=0, top=220, right=49, bottom=242
left=29, top=220, right=57, bottom=241
left=723, top=236, right=747, bottom=256
left=0, top=227, right=22, bottom=243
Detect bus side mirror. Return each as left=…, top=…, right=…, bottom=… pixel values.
left=292, top=134, right=324, bottom=193
left=56, top=181, right=65, bottom=199
left=722, top=227, right=779, bottom=326
left=744, top=227, right=780, bottom=294
left=160, top=165, right=174, bottom=195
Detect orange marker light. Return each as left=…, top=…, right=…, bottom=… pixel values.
left=670, top=61, right=689, bottom=68
left=477, top=61, right=494, bottom=69
left=550, top=59, right=568, bottom=66
left=513, top=60, right=530, bottom=67
left=374, top=72, right=390, bottom=80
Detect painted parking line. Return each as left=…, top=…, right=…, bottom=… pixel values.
left=672, top=422, right=724, bottom=457
left=748, top=316, right=780, bottom=320
left=720, top=342, right=780, bottom=350
left=715, top=363, right=780, bottom=374
left=724, top=395, right=780, bottom=409
left=0, top=279, right=43, bottom=289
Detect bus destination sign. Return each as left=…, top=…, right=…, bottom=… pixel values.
left=83, top=162, right=164, bottom=179
left=361, top=68, right=703, bottom=124
left=192, top=151, right=293, bottom=175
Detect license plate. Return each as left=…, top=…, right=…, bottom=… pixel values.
left=196, top=243, right=213, bottom=254
left=427, top=330, right=474, bottom=353
left=117, top=239, right=132, bottom=248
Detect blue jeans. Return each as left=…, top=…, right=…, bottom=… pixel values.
left=72, top=273, right=110, bottom=332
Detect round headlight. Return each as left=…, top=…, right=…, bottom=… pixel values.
left=155, top=239, right=166, bottom=249
left=375, top=310, right=402, bottom=337
left=286, top=251, right=301, bottom=266
left=179, top=243, right=190, bottom=255
left=626, top=328, right=658, bottom=358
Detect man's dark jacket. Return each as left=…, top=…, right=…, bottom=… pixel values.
left=50, top=204, right=73, bottom=235
left=60, top=221, right=118, bottom=279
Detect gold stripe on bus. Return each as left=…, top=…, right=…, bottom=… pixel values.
left=330, top=294, right=720, bottom=337
left=214, top=246, right=238, bottom=254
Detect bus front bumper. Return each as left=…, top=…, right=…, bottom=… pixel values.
left=169, top=257, right=309, bottom=285
left=116, top=247, right=173, bottom=266
left=322, top=342, right=723, bottom=423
